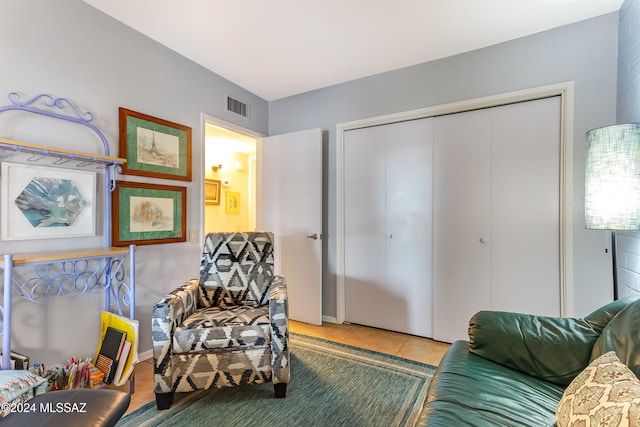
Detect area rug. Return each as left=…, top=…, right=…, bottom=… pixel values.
left=117, top=333, right=436, bottom=427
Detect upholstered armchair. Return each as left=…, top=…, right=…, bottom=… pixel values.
left=152, top=231, right=290, bottom=409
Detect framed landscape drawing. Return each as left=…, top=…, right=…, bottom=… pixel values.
left=119, top=108, right=192, bottom=181
left=0, top=162, right=96, bottom=240
left=112, top=181, right=186, bottom=246
left=204, top=179, right=221, bottom=205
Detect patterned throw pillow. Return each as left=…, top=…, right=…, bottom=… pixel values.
left=556, top=351, right=640, bottom=427
left=0, top=370, right=46, bottom=416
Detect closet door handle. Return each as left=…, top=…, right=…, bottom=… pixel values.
left=480, top=237, right=488, bottom=244
left=307, top=233, right=320, bottom=240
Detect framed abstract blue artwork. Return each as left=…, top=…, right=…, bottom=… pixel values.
left=1, top=162, right=96, bottom=240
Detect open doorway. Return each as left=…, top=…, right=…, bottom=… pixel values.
left=204, top=122, right=257, bottom=233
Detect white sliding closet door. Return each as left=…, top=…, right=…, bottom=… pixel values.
left=433, top=109, right=492, bottom=343
left=344, top=125, right=387, bottom=328
left=433, top=97, right=561, bottom=343
left=344, top=118, right=434, bottom=337
left=490, top=98, right=561, bottom=315
left=385, top=119, right=433, bottom=336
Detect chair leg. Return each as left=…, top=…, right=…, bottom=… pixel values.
left=274, top=383, right=287, bottom=398
left=156, top=392, right=174, bottom=410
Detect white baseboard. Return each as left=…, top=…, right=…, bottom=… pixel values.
left=138, top=349, right=153, bottom=362
left=322, top=315, right=338, bottom=324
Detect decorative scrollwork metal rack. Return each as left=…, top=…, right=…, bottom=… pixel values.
left=0, top=92, right=136, bottom=390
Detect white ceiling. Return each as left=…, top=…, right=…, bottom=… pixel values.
left=83, top=0, right=624, bottom=101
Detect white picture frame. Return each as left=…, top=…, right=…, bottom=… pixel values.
left=1, top=162, right=96, bottom=240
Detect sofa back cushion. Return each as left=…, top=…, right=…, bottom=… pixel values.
left=468, top=297, right=633, bottom=386
left=199, top=232, right=274, bottom=308
left=591, top=296, right=640, bottom=378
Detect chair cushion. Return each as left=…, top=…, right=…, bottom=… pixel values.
left=199, top=232, right=274, bottom=308
left=1, top=388, right=130, bottom=427
left=419, top=340, right=564, bottom=427
left=173, top=305, right=270, bottom=353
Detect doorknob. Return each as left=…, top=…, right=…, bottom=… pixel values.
left=306, top=233, right=320, bottom=240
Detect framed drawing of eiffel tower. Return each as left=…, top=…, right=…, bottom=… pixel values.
left=119, top=107, right=192, bottom=181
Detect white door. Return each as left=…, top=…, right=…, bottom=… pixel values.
left=344, top=126, right=387, bottom=329
left=257, top=128, right=323, bottom=325
left=433, top=109, right=492, bottom=343
left=385, top=118, right=434, bottom=337
left=344, top=118, right=434, bottom=337
left=433, top=97, right=561, bottom=343
left=490, top=97, right=561, bottom=315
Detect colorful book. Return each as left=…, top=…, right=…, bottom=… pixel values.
left=95, top=311, right=139, bottom=386
left=113, top=340, right=132, bottom=386
left=96, top=326, right=126, bottom=384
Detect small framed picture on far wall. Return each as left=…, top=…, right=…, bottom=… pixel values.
left=225, top=191, right=240, bottom=214
left=204, top=179, right=221, bottom=205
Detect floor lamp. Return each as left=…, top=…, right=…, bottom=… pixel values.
left=585, top=123, right=640, bottom=300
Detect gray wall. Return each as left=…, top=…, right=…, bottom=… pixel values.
left=0, top=0, right=268, bottom=364
left=615, top=0, right=640, bottom=300
left=269, top=13, right=620, bottom=319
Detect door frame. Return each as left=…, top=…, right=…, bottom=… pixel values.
left=335, top=81, right=575, bottom=324
left=200, top=113, right=264, bottom=239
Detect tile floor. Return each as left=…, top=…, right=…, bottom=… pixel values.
left=110, top=321, right=451, bottom=416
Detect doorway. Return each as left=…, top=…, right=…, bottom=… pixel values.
left=204, top=122, right=257, bottom=233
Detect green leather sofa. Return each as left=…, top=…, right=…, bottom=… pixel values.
left=417, top=296, right=640, bottom=426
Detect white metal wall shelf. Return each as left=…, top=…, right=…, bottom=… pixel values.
left=0, top=138, right=126, bottom=171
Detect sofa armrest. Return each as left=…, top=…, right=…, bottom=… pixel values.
left=269, top=275, right=290, bottom=385
left=152, top=279, right=199, bottom=393
left=590, top=296, right=640, bottom=376
left=468, top=298, right=632, bottom=386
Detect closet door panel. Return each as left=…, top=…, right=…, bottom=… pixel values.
left=433, top=109, right=492, bottom=343
left=490, top=97, right=561, bottom=316
left=385, top=118, right=434, bottom=337
left=344, top=126, right=388, bottom=329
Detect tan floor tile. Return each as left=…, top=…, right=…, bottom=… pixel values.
left=335, top=326, right=410, bottom=356
left=396, top=336, right=450, bottom=367
left=290, top=320, right=363, bottom=342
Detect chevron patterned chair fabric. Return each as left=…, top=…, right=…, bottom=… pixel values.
left=152, top=231, right=290, bottom=410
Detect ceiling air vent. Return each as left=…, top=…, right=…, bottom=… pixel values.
left=227, top=96, right=248, bottom=118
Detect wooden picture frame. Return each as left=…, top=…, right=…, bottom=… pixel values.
left=112, top=181, right=186, bottom=246
left=204, top=179, right=221, bottom=205
left=119, top=108, right=192, bottom=181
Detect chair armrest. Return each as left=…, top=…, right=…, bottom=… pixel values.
left=269, top=275, right=290, bottom=385
left=152, top=278, right=199, bottom=393
left=468, top=298, right=632, bottom=386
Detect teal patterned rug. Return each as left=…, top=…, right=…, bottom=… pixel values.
left=117, top=333, right=436, bottom=427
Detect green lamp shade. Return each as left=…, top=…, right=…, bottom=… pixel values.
left=585, top=123, right=640, bottom=230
